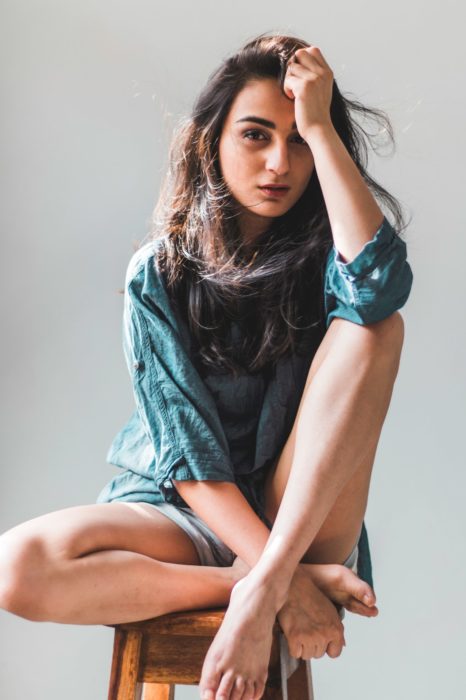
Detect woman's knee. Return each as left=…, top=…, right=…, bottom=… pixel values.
left=365, top=312, right=405, bottom=376
left=329, top=311, right=405, bottom=367
left=368, top=310, right=404, bottom=345
left=0, top=531, right=51, bottom=620
left=0, top=505, right=96, bottom=620
left=0, top=504, right=116, bottom=619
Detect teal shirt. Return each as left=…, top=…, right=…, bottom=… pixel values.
left=96, top=216, right=413, bottom=587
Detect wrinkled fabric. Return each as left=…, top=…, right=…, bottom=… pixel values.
left=96, top=215, right=413, bottom=587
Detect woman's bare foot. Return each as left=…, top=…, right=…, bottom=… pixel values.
left=276, top=566, right=346, bottom=660
left=207, top=556, right=377, bottom=698
left=199, top=570, right=287, bottom=700
left=229, top=556, right=378, bottom=618
left=200, top=562, right=352, bottom=699
left=275, top=562, right=378, bottom=663
left=300, top=562, right=379, bottom=618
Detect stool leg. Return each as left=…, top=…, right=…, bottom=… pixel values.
left=275, top=631, right=315, bottom=700
left=142, top=684, right=175, bottom=699
left=108, top=628, right=143, bottom=700
left=287, top=660, right=314, bottom=700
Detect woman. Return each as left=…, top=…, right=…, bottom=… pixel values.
left=0, top=33, right=412, bottom=700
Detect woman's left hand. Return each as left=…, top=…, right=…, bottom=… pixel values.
left=283, top=46, right=335, bottom=141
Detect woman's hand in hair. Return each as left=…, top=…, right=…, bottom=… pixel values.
left=283, top=46, right=334, bottom=141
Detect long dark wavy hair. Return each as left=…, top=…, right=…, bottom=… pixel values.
left=148, top=32, right=408, bottom=377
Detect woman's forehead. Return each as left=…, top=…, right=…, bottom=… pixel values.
left=226, top=79, right=295, bottom=126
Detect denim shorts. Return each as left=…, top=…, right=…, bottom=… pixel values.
left=148, top=504, right=364, bottom=655
left=142, top=501, right=360, bottom=620
left=141, top=501, right=359, bottom=571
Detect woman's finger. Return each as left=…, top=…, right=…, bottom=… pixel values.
left=308, top=45, right=333, bottom=72
left=288, top=61, right=317, bottom=78
left=293, top=47, right=326, bottom=74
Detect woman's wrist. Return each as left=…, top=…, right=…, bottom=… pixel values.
left=303, top=119, right=335, bottom=147
left=244, top=551, right=315, bottom=613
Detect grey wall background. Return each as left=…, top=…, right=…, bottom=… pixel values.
left=1, top=1, right=464, bottom=698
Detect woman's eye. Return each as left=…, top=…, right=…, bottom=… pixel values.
left=243, top=130, right=266, bottom=141
left=242, top=130, right=308, bottom=145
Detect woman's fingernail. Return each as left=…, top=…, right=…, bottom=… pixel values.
left=363, top=594, right=373, bottom=605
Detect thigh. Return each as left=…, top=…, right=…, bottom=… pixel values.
left=2, top=502, right=202, bottom=566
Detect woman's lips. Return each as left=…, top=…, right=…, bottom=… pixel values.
left=259, top=186, right=290, bottom=198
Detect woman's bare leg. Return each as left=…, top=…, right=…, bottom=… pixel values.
left=199, top=312, right=405, bottom=700
left=0, top=502, right=239, bottom=625
left=263, top=330, right=382, bottom=567
left=259, top=312, right=404, bottom=576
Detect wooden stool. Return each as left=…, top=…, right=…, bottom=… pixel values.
left=106, top=607, right=315, bottom=699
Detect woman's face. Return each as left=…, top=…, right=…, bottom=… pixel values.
left=218, top=77, right=315, bottom=244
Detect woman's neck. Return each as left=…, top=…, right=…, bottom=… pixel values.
left=239, top=210, right=273, bottom=247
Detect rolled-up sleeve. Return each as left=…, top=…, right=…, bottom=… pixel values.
left=324, top=216, right=413, bottom=328
left=123, top=247, right=236, bottom=505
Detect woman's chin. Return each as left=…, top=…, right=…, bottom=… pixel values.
left=246, top=202, right=291, bottom=218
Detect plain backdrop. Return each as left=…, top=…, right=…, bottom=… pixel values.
left=1, top=1, right=465, bottom=698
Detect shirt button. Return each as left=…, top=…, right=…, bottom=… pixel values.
left=163, top=480, right=173, bottom=489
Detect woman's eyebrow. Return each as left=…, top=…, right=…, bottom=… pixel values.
left=235, top=115, right=298, bottom=130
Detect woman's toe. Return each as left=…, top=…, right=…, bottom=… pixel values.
left=215, top=669, right=236, bottom=699
left=342, top=569, right=376, bottom=606
left=200, top=661, right=223, bottom=699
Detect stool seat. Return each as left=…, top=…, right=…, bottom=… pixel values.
left=105, top=607, right=315, bottom=699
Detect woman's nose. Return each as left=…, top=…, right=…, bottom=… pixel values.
left=265, top=142, right=290, bottom=175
